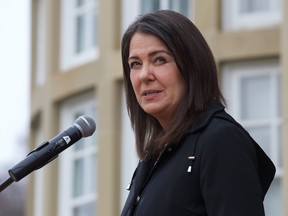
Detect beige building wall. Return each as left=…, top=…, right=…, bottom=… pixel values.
left=26, top=0, right=287, bottom=215
left=281, top=0, right=288, bottom=215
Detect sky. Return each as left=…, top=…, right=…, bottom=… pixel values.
left=0, top=0, right=30, bottom=169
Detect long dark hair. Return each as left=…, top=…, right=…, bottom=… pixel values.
left=121, top=10, right=225, bottom=160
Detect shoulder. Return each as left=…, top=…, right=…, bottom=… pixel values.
left=196, top=112, right=258, bottom=163
left=200, top=112, right=251, bottom=143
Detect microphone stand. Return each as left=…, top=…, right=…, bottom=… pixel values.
left=0, top=177, right=14, bottom=192
left=0, top=141, right=50, bottom=193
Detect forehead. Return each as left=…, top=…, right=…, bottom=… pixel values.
left=129, top=33, right=168, bottom=55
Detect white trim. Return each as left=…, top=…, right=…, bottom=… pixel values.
left=222, top=0, right=282, bottom=31
left=60, top=0, right=99, bottom=71
left=160, top=0, right=170, bottom=9
left=222, top=60, right=281, bottom=175
left=121, top=0, right=194, bottom=35
left=120, top=86, right=138, bottom=209
left=121, top=0, right=140, bottom=35
left=58, top=92, right=97, bottom=216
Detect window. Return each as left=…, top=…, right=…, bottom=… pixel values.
left=60, top=0, right=99, bottom=71
left=222, top=0, right=282, bottom=30
left=58, top=93, right=97, bottom=216
left=140, top=0, right=191, bottom=17
left=120, top=86, right=138, bottom=209
left=121, top=0, right=194, bottom=34
left=222, top=60, right=283, bottom=216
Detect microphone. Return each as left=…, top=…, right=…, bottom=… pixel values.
left=4, top=115, right=96, bottom=186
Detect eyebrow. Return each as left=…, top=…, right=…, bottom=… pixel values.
left=128, top=50, right=171, bottom=61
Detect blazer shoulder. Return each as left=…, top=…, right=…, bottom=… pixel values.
left=201, top=110, right=276, bottom=199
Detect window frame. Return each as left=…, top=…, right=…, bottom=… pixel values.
left=60, top=0, right=99, bottom=71
left=57, top=92, right=97, bottom=216
left=121, top=0, right=194, bottom=35
left=221, top=59, right=283, bottom=215
left=222, top=0, right=282, bottom=31
left=222, top=60, right=282, bottom=175
left=119, top=86, right=138, bottom=209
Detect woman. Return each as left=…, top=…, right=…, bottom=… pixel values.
left=121, top=10, right=275, bottom=216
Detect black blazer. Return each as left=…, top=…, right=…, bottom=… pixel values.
left=121, top=101, right=276, bottom=216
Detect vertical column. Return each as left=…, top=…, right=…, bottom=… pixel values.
left=40, top=106, right=58, bottom=216
left=193, top=0, right=221, bottom=70
left=193, top=0, right=220, bottom=35
left=30, top=0, right=60, bottom=215
left=281, top=0, right=288, bottom=215
left=39, top=1, right=59, bottom=210
left=98, top=0, right=122, bottom=215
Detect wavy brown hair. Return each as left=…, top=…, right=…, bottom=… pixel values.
left=121, top=10, right=225, bottom=160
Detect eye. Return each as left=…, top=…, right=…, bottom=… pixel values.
left=129, top=61, right=141, bottom=69
left=154, top=57, right=167, bottom=64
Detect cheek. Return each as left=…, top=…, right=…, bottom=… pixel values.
left=174, top=75, right=186, bottom=98
left=178, top=83, right=186, bottom=99
left=180, top=80, right=186, bottom=96
left=130, top=73, right=139, bottom=94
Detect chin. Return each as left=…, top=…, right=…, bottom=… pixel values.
left=144, top=109, right=162, bottom=119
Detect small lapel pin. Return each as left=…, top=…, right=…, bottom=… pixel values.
left=187, top=155, right=196, bottom=173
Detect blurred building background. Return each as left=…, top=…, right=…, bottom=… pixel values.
left=26, top=0, right=287, bottom=215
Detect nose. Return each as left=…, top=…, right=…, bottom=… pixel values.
left=138, top=63, right=155, bottom=83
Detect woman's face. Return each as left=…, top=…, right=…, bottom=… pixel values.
left=128, top=33, right=185, bottom=130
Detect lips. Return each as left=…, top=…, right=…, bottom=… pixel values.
left=142, top=90, right=162, bottom=96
